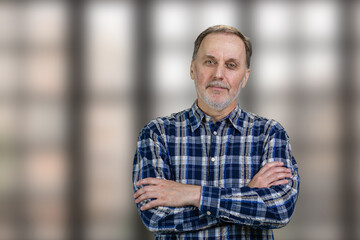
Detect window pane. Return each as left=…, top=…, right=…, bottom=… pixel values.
left=85, top=1, right=135, bottom=95
left=84, top=101, right=135, bottom=240
left=0, top=50, right=18, bottom=97
left=298, top=1, right=340, bottom=43
left=23, top=102, right=67, bottom=147
left=194, top=1, right=239, bottom=30
left=23, top=2, right=67, bottom=48
left=298, top=47, right=340, bottom=92
left=23, top=48, right=67, bottom=98
left=253, top=1, right=294, bottom=43
left=253, top=48, right=295, bottom=92
left=151, top=49, right=194, bottom=94
left=0, top=2, right=18, bottom=46
left=23, top=149, right=68, bottom=240
left=151, top=1, right=192, bottom=44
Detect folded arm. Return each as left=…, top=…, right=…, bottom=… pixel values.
left=132, top=126, right=217, bottom=233
left=198, top=128, right=300, bottom=229
left=133, top=124, right=300, bottom=232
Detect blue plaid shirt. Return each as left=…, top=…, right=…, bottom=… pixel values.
left=133, top=102, right=300, bottom=239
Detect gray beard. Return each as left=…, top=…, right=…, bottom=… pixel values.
left=195, top=80, right=243, bottom=111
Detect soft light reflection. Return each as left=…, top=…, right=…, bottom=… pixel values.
left=0, top=3, right=18, bottom=45
left=254, top=49, right=294, bottom=92
left=151, top=1, right=192, bottom=43
left=23, top=1, right=67, bottom=47
left=195, top=1, right=239, bottom=29
left=299, top=48, right=340, bottom=91
left=85, top=1, right=135, bottom=94
left=253, top=1, right=294, bottom=42
left=299, top=1, right=340, bottom=42
left=152, top=50, right=193, bottom=94
left=0, top=52, right=17, bottom=96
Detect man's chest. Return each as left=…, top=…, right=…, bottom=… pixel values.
left=166, top=131, right=265, bottom=187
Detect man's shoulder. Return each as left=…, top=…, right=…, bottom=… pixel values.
left=241, top=109, right=286, bottom=134
left=140, top=108, right=191, bottom=135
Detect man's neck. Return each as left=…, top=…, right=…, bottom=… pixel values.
left=197, top=100, right=237, bottom=123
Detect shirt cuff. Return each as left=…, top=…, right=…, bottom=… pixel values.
left=200, top=186, right=221, bottom=217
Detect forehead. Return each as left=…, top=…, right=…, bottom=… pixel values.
left=198, top=33, right=246, bottom=59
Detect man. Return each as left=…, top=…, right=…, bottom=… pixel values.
left=133, top=25, right=299, bottom=239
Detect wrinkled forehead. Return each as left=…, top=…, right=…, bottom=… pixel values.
left=197, top=33, right=246, bottom=60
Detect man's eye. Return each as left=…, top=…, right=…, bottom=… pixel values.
left=227, top=63, right=237, bottom=68
left=205, top=60, right=215, bottom=64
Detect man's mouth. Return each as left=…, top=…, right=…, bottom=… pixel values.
left=208, top=86, right=227, bottom=91
left=206, top=82, right=230, bottom=91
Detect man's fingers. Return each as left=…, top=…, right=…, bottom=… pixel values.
left=249, top=162, right=292, bottom=188
left=264, top=161, right=284, bottom=168
left=257, top=161, right=284, bottom=175
left=136, top=177, right=161, bottom=187
left=140, top=199, right=162, bottom=211
left=261, top=166, right=290, bottom=179
left=133, top=186, right=153, bottom=198
left=267, top=172, right=292, bottom=184
left=135, top=191, right=158, bottom=204
left=269, top=179, right=289, bottom=187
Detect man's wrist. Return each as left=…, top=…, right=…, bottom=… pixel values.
left=187, top=185, right=201, bottom=208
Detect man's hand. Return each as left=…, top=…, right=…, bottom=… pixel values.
left=134, top=178, right=201, bottom=211
left=248, top=161, right=292, bottom=188
left=134, top=162, right=291, bottom=210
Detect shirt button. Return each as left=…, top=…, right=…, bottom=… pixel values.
left=213, top=131, right=217, bottom=135
left=206, top=211, right=211, bottom=215
left=211, top=157, right=215, bottom=162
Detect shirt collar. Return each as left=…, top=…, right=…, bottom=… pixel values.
left=227, top=105, right=245, bottom=134
left=189, top=101, right=205, bottom=132
left=189, top=101, right=245, bottom=134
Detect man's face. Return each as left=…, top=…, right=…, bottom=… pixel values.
left=190, top=33, right=250, bottom=112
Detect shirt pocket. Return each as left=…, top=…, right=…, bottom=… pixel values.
left=222, top=155, right=253, bottom=188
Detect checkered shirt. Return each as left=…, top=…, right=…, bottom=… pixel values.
left=133, top=102, right=300, bottom=240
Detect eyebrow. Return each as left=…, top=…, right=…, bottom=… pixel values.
left=226, top=58, right=241, bottom=65
left=203, top=55, right=240, bottom=64
left=203, top=55, right=216, bottom=60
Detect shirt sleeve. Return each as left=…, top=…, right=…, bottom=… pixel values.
left=199, top=124, right=300, bottom=229
left=132, top=124, right=218, bottom=233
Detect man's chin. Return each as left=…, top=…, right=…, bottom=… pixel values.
left=206, top=100, right=231, bottom=111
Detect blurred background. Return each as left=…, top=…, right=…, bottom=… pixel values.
left=0, top=0, right=359, bottom=240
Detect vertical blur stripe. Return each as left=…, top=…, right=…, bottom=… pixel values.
left=0, top=1, right=69, bottom=240
left=84, top=1, right=136, bottom=240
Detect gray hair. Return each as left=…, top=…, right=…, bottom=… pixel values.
left=192, top=25, right=252, bottom=68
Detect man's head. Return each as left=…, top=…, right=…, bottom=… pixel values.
left=192, top=25, right=252, bottom=69
left=190, top=25, right=252, bottom=113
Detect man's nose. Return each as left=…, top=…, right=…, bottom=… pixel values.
left=214, top=65, right=225, bottom=79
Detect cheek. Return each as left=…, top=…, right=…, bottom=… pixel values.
left=227, top=72, right=246, bottom=88
left=195, top=70, right=209, bottom=85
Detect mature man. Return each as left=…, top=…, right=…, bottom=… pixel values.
left=133, top=25, right=299, bottom=239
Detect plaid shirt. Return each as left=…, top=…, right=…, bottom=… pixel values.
left=133, top=102, right=300, bottom=240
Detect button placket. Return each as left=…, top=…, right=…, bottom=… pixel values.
left=208, top=126, right=217, bottom=183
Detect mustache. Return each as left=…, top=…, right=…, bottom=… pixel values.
left=206, top=80, right=230, bottom=90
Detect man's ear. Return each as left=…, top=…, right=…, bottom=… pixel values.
left=240, top=68, right=251, bottom=88
left=190, top=61, right=195, bottom=80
